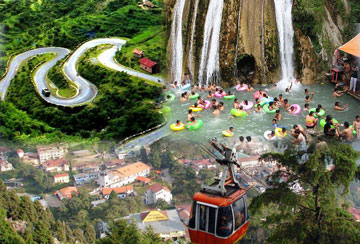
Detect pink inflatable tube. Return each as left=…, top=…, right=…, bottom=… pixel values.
left=240, top=101, right=254, bottom=110
left=214, top=91, right=226, bottom=97
left=199, top=100, right=211, bottom=109
left=235, top=84, right=248, bottom=92
left=288, top=104, right=301, bottom=115
left=253, top=91, right=268, bottom=99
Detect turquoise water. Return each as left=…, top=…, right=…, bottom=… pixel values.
left=164, top=83, right=360, bottom=151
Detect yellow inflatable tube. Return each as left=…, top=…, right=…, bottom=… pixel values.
left=275, top=128, right=287, bottom=138
left=222, top=131, right=233, bottom=137
left=170, top=123, right=185, bottom=131
left=189, top=106, right=203, bottom=112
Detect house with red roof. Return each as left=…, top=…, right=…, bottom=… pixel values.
left=136, top=176, right=151, bottom=185
left=102, top=185, right=134, bottom=199
left=53, top=173, right=69, bottom=184
left=139, top=57, right=159, bottom=74
left=55, top=186, right=78, bottom=200
left=145, top=183, right=172, bottom=205
left=133, top=49, right=145, bottom=58
left=42, top=158, right=69, bottom=172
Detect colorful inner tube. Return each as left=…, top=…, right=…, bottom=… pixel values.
left=320, top=118, right=339, bottom=128
left=240, top=101, right=254, bottom=110
left=203, top=100, right=211, bottom=109
left=165, top=93, right=175, bottom=102
left=253, top=91, right=268, bottom=99
left=186, top=120, right=204, bottom=131
left=161, top=105, right=171, bottom=113
left=236, top=84, right=248, bottom=91
left=288, top=104, right=301, bottom=115
left=309, top=108, right=325, bottom=118
left=181, top=83, right=191, bottom=90
left=275, top=128, right=287, bottom=138
left=264, top=130, right=277, bottom=141
left=263, top=104, right=277, bottom=114
left=170, top=123, right=185, bottom=131
left=190, top=93, right=200, bottom=100
left=189, top=106, right=203, bottom=112
left=224, top=94, right=236, bottom=100
left=350, top=125, right=358, bottom=135
left=214, top=91, right=226, bottom=97
left=222, top=130, right=233, bottom=137
left=231, top=108, right=248, bottom=117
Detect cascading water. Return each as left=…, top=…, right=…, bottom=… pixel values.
left=261, top=0, right=267, bottom=83
left=274, top=0, right=300, bottom=90
left=170, top=0, right=187, bottom=84
left=233, top=0, right=243, bottom=78
left=188, top=0, right=199, bottom=78
left=198, top=0, right=224, bottom=85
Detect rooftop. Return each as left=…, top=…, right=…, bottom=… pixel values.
left=36, top=144, right=66, bottom=152
left=102, top=185, right=134, bottom=195
left=237, top=155, right=260, bottom=162
left=147, top=183, right=170, bottom=194
left=133, top=49, right=144, bottom=55
left=57, top=186, right=78, bottom=197
left=43, top=158, right=68, bottom=168
left=136, top=176, right=151, bottom=183
left=115, top=162, right=150, bottom=177
left=139, top=57, right=157, bottom=68
left=54, top=173, right=69, bottom=178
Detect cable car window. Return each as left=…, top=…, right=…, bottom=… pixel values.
left=232, top=197, right=246, bottom=230
left=208, top=207, right=216, bottom=234
left=188, top=201, right=196, bottom=229
left=244, top=194, right=249, bottom=221
left=216, top=206, right=233, bottom=237
left=199, top=205, right=207, bottom=231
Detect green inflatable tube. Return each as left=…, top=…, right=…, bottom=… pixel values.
left=231, top=108, right=247, bottom=117
left=224, top=95, right=236, bottom=100
left=186, top=120, right=204, bottom=131
left=320, top=118, right=338, bottom=128
left=309, top=108, right=325, bottom=118
left=190, top=93, right=200, bottom=100
left=263, top=104, right=277, bottom=114
left=161, top=105, right=171, bottom=113
left=164, top=93, right=175, bottom=102
left=350, top=125, right=357, bottom=135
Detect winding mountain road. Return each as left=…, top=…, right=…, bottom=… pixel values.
left=0, top=38, right=165, bottom=107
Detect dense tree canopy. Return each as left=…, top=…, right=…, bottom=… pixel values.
left=250, top=143, right=360, bottom=244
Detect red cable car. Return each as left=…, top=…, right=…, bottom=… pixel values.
left=188, top=141, right=249, bottom=244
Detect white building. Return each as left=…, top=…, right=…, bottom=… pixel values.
left=53, top=173, right=70, bottom=184
left=97, top=162, right=151, bottom=188
left=145, top=183, right=172, bottom=205
left=42, top=158, right=70, bottom=172
left=237, top=155, right=260, bottom=168
left=0, top=160, right=13, bottom=172
left=37, top=144, right=67, bottom=163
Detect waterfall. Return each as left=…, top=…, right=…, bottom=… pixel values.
left=188, top=0, right=199, bottom=79
left=274, top=0, right=300, bottom=90
left=198, top=0, right=224, bottom=85
left=233, top=0, right=243, bottom=78
left=261, top=0, right=267, bottom=83
left=170, top=0, right=187, bottom=84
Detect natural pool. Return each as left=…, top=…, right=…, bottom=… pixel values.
left=162, top=82, right=360, bottom=152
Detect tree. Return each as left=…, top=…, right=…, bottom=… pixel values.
left=0, top=207, right=25, bottom=244
left=83, top=222, right=96, bottom=244
left=250, top=143, right=360, bottom=244
left=55, top=220, right=66, bottom=243
left=109, top=190, right=118, bottom=201
left=198, top=168, right=216, bottom=185
left=140, top=146, right=149, bottom=163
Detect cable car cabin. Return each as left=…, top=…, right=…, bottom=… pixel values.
left=188, top=187, right=249, bottom=244
left=188, top=141, right=250, bottom=244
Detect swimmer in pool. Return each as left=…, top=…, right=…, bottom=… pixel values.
left=233, top=99, right=240, bottom=109
left=175, top=120, right=185, bottom=128
left=187, top=109, right=200, bottom=122
left=353, top=115, right=360, bottom=140
left=288, top=106, right=296, bottom=114
left=278, top=128, right=287, bottom=137
left=334, top=101, right=348, bottom=111
left=304, top=103, right=309, bottom=112
left=207, top=91, right=214, bottom=98
left=211, top=99, right=218, bottom=107
left=305, top=92, right=315, bottom=103
left=340, top=122, right=354, bottom=142
left=283, top=99, right=290, bottom=110
left=218, top=101, right=225, bottom=111
left=187, top=117, right=197, bottom=128
left=254, top=104, right=262, bottom=113
left=225, top=127, right=234, bottom=136
left=180, top=93, right=188, bottom=102
left=267, top=131, right=276, bottom=140
left=212, top=105, right=220, bottom=116
left=272, top=119, right=278, bottom=129
left=275, top=110, right=282, bottom=121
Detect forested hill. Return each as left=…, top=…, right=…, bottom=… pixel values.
left=0, top=0, right=164, bottom=76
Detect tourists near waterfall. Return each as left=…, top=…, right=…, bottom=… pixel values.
left=283, top=99, right=290, bottom=110
left=324, top=115, right=340, bottom=138
left=255, top=98, right=260, bottom=106
left=272, top=119, right=278, bottom=129
left=304, top=88, right=309, bottom=95
left=187, top=117, right=197, bottom=129
left=334, top=101, right=348, bottom=111
left=187, top=109, right=200, bottom=122
left=314, top=107, right=323, bottom=118
left=191, top=85, right=195, bottom=93
left=333, top=88, right=345, bottom=97
left=266, top=131, right=276, bottom=140
left=207, top=91, right=214, bottom=98
left=304, top=103, right=310, bottom=112
left=340, top=122, right=354, bottom=142
left=278, top=128, right=287, bottom=137
left=245, top=136, right=254, bottom=150
left=211, top=83, right=217, bottom=91
left=285, top=82, right=293, bottom=93
left=292, top=129, right=307, bottom=151
left=237, top=106, right=247, bottom=114
left=305, top=111, right=318, bottom=129
left=233, top=99, right=240, bottom=109
left=211, top=99, right=218, bottom=107
left=200, top=85, right=205, bottom=92
left=171, top=81, right=179, bottom=89
left=236, top=136, right=246, bottom=151
left=350, top=62, right=359, bottom=93
left=246, top=84, right=255, bottom=92
left=254, top=104, right=262, bottom=113
left=195, top=83, right=200, bottom=90
left=180, top=93, right=188, bottom=102
left=175, top=120, right=185, bottom=128
left=197, top=97, right=205, bottom=106
left=317, top=104, right=325, bottom=112
left=225, top=127, right=234, bottom=136
left=184, top=91, right=190, bottom=99
left=291, top=124, right=307, bottom=142
left=183, top=74, right=191, bottom=84
left=219, top=101, right=225, bottom=111
left=288, top=106, right=297, bottom=114
left=212, top=105, right=220, bottom=116
left=273, top=97, right=280, bottom=107
left=353, top=116, right=360, bottom=140
left=268, top=102, right=276, bottom=111
left=275, top=110, right=282, bottom=121
left=278, top=94, right=284, bottom=104
left=315, top=137, right=328, bottom=150
left=305, top=92, right=315, bottom=103
left=206, top=84, right=212, bottom=91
